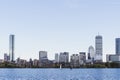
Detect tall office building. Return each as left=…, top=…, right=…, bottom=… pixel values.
left=9, top=34, right=15, bottom=62
left=95, top=35, right=103, bottom=62
left=116, top=38, right=120, bottom=55
left=88, top=46, right=95, bottom=60
left=54, top=53, right=59, bottom=63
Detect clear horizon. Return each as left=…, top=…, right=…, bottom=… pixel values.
left=0, top=0, right=120, bottom=61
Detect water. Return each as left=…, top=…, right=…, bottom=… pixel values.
left=0, top=68, right=119, bottom=80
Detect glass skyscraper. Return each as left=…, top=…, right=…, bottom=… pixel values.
left=95, top=35, right=103, bottom=62
left=9, top=35, right=15, bottom=62
left=116, top=38, right=120, bottom=55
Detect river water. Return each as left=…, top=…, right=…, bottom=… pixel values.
left=0, top=68, right=119, bottom=80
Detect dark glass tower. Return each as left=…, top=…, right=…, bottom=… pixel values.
left=116, top=38, right=120, bottom=55
left=9, top=35, right=15, bottom=62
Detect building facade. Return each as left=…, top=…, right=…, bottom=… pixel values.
left=116, top=38, right=120, bottom=55
left=79, top=52, right=86, bottom=65
left=70, top=54, right=79, bottom=67
left=88, top=46, right=95, bottom=60
left=106, top=38, right=120, bottom=62
left=106, top=54, right=120, bottom=62
left=59, top=52, right=69, bottom=63
left=39, top=51, right=48, bottom=66
left=54, top=53, right=59, bottom=63
left=9, top=34, right=15, bottom=62
left=95, top=35, right=103, bottom=62
left=33, top=59, right=39, bottom=67
left=4, top=53, right=9, bottom=62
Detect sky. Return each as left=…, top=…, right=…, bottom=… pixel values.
left=0, top=0, right=120, bottom=61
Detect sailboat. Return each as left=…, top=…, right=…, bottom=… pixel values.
left=60, top=64, right=62, bottom=69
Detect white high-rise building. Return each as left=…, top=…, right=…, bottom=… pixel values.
left=79, top=52, right=86, bottom=65
left=88, top=46, right=95, bottom=60
left=54, top=53, right=59, bottom=63
left=95, top=35, right=103, bottom=62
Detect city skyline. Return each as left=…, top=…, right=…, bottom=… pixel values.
left=0, top=34, right=119, bottom=62
left=0, top=0, right=120, bottom=61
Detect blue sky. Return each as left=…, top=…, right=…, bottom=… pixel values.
left=0, top=0, right=120, bottom=61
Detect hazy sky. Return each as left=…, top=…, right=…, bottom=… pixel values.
left=0, top=0, right=120, bottom=61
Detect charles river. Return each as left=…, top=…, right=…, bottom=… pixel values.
left=0, top=69, right=119, bottom=80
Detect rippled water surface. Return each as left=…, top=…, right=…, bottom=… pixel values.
left=0, top=68, right=119, bottom=80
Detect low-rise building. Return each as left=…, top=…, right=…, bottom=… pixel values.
left=4, top=53, right=9, bottom=62
left=106, top=54, right=120, bottom=62
left=79, top=52, right=86, bottom=65
left=59, top=52, right=69, bottom=63
left=33, top=59, right=39, bottom=67
left=70, top=54, right=79, bottom=67
left=16, top=58, right=27, bottom=67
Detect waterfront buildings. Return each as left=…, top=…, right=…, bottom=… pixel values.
left=106, top=38, right=120, bottom=62
left=2, top=34, right=120, bottom=67
left=16, top=58, right=27, bottom=67
left=70, top=52, right=87, bottom=66
left=79, top=52, right=86, bottom=65
left=33, top=59, right=39, bottom=67
left=39, top=51, right=48, bottom=66
left=106, top=54, right=120, bottom=62
left=59, top=52, right=69, bottom=63
left=70, top=54, right=79, bottom=67
left=0, top=59, right=4, bottom=63
left=4, top=53, right=9, bottom=62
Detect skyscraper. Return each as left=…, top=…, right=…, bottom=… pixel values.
left=95, top=35, right=103, bottom=62
left=54, top=53, right=59, bottom=63
left=9, top=34, right=15, bottom=62
left=116, top=38, right=120, bottom=55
